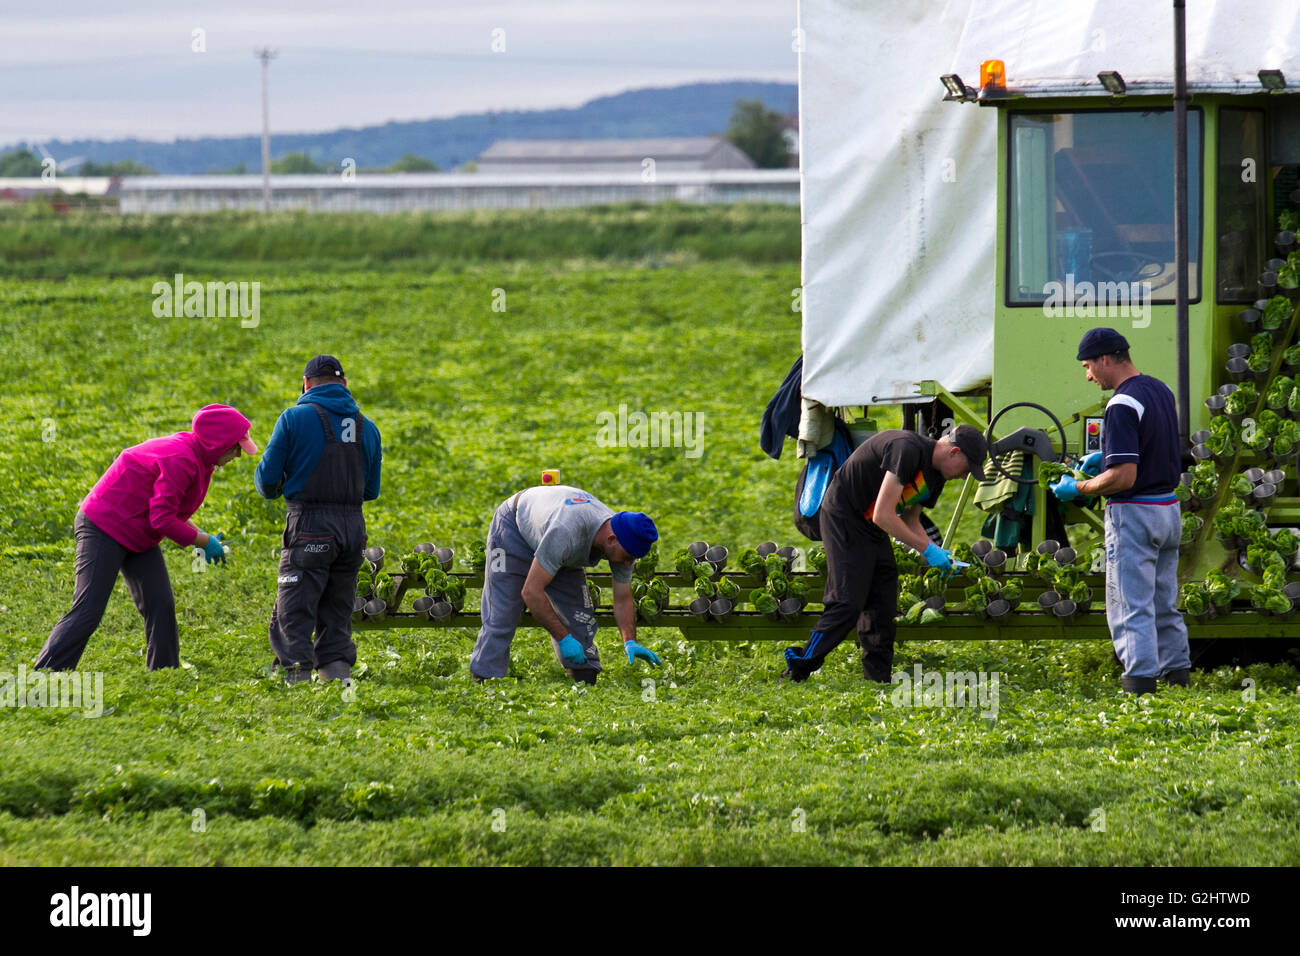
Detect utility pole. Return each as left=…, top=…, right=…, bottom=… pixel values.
left=1172, top=1, right=1189, bottom=451
left=255, top=48, right=277, bottom=212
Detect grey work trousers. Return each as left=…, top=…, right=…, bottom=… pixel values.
left=1104, top=499, right=1190, bottom=680
left=469, top=497, right=600, bottom=680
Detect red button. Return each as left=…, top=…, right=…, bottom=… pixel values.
left=1087, top=422, right=1100, bottom=435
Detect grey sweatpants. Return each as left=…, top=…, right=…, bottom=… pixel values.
left=36, top=510, right=179, bottom=671
left=469, top=498, right=600, bottom=680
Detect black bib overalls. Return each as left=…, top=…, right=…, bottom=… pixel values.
left=268, top=403, right=368, bottom=672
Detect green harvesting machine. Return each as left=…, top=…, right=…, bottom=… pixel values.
left=906, top=62, right=1300, bottom=653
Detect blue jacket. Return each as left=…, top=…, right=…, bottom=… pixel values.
left=254, top=384, right=382, bottom=501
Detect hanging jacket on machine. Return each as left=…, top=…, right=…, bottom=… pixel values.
left=760, top=356, right=803, bottom=460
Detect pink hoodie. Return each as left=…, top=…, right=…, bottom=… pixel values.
left=81, top=405, right=253, bottom=552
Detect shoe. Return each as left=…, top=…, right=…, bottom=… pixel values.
left=779, top=667, right=807, bottom=683
left=316, top=660, right=352, bottom=682
left=1120, top=676, right=1159, bottom=695
left=566, top=668, right=598, bottom=686
left=1164, top=668, right=1190, bottom=687
left=282, top=666, right=312, bottom=687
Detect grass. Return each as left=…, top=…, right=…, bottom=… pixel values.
left=0, top=203, right=801, bottom=279
left=0, top=236, right=1297, bottom=865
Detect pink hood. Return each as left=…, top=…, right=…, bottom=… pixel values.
left=81, top=404, right=252, bottom=552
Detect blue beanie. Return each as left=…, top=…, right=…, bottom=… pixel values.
left=1076, top=328, right=1130, bottom=361
left=610, top=511, right=658, bottom=558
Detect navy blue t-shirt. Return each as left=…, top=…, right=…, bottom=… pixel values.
left=1101, top=374, right=1181, bottom=499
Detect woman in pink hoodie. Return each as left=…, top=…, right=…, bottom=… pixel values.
left=35, top=404, right=258, bottom=671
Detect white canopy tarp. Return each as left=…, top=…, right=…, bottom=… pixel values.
left=952, top=0, right=1300, bottom=97
left=798, top=0, right=996, bottom=407
left=798, top=0, right=1300, bottom=408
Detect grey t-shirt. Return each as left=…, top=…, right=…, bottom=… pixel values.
left=512, top=485, right=633, bottom=583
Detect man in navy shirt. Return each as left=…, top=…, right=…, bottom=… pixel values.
left=1050, top=329, right=1189, bottom=694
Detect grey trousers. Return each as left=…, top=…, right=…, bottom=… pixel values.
left=36, top=511, right=179, bottom=671
left=469, top=498, right=600, bottom=680
left=1104, top=500, right=1190, bottom=679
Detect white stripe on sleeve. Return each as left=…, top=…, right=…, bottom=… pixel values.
left=1107, top=393, right=1145, bottom=420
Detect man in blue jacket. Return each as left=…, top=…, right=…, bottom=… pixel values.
left=256, top=355, right=382, bottom=684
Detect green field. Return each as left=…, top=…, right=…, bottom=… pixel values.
left=1, top=208, right=1297, bottom=865
left=0, top=203, right=801, bottom=278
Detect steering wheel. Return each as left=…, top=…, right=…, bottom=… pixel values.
left=985, top=401, right=1068, bottom=485
left=1089, top=251, right=1166, bottom=285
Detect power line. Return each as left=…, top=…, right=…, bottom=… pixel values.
left=0, top=46, right=793, bottom=72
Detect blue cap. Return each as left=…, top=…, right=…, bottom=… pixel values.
left=610, top=511, right=658, bottom=558
left=1076, top=328, right=1130, bottom=361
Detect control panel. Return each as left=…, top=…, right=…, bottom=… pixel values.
left=1083, top=417, right=1104, bottom=454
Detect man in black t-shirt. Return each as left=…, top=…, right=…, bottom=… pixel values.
left=782, top=425, right=988, bottom=682
left=1050, top=328, right=1189, bottom=695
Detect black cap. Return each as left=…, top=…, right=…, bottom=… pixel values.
left=951, top=424, right=988, bottom=481
left=304, top=355, right=344, bottom=379
left=1076, top=328, right=1130, bottom=361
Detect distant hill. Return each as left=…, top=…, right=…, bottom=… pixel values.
left=13, top=81, right=797, bottom=175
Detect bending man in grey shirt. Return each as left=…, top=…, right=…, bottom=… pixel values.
left=470, top=485, right=662, bottom=683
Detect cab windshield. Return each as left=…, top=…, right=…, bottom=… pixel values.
left=1007, top=108, right=1203, bottom=305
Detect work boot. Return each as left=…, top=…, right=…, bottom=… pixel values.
left=566, top=668, right=598, bottom=686
left=1120, top=676, right=1159, bottom=695
left=858, top=633, right=894, bottom=683
left=282, top=665, right=312, bottom=687
left=316, top=660, right=352, bottom=682
left=1164, top=668, right=1191, bottom=687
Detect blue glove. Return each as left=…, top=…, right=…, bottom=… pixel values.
left=1079, top=453, right=1103, bottom=477
left=922, top=542, right=954, bottom=574
left=1050, top=475, right=1081, bottom=502
left=556, top=634, right=586, bottom=666
left=201, top=532, right=226, bottom=564
left=624, top=640, right=661, bottom=666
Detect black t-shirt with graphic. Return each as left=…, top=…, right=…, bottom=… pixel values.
left=824, top=430, right=946, bottom=532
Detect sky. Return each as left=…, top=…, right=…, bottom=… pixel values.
left=0, top=0, right=799, bottom=146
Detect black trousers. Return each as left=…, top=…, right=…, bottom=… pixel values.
left=268, top=506, right=366, bottom=671
left=785, top=500, right=898, bottom=681
left=36, top=511, right=179, bottom=671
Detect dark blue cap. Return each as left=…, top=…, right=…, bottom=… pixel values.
left=1076, top=328, right=1130, bottom=361
left=610, top=511, right=658, bottom=559
left=304, top=355, right=345, bottom=379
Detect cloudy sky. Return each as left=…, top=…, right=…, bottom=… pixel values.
left=0, top=0, right=798, bottom=145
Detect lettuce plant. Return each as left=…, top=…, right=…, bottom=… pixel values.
left=1224, top=382, right=1257, bottom=415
